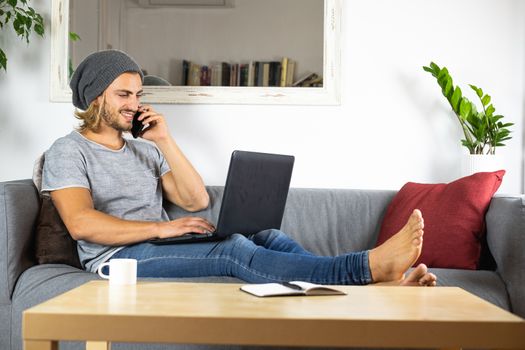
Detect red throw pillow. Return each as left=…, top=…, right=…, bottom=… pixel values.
left=375, top=170, right=505, bottom=270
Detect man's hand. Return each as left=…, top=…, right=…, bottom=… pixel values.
left=136, top=105, right=210, bottom=212
left=156, top=217, right=216, bottom=239
left=135, top=104, right=170, bottom=143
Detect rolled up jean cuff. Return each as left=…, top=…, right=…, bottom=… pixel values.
left=362, top=250, right=373, bottom=284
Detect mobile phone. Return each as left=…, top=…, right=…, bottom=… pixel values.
left=131, top=111, right=143, bottom=138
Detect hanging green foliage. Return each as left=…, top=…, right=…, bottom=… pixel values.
left=0, top=0, right=45, bottom=71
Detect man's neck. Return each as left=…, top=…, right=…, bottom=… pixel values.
left=81, top=127, right=125, bottom=150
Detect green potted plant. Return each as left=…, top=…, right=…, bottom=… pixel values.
left=423, top=61, right=513, bottom=174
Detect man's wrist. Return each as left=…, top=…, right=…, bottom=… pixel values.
left=151, top=221, right=164, bottom=239
left=154, top=135, right=177, bottom=151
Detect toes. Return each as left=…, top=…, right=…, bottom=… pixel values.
left=400, top=264, right=437, bottom=287
left=414, top=263, right=428, bottom=273
left=418, top=272, right=437, bottom=286
left=409, top=210, right=424, bottom=230
left=405, top=264, right=428, bottom=282
left=412, top=234, right=423, bottom=246
left=412, top=209, right=423, bottom=222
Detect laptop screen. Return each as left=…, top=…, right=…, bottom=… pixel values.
left=215, top=150, right=294, bottom=237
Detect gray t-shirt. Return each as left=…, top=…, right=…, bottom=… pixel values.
left=41, top=131, right=171, bottom=272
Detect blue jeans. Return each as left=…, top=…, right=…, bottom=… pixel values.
left=112, top=229, right=372, bottom=285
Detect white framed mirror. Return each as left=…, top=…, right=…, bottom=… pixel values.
left=50, top=0, right=341, bottom=105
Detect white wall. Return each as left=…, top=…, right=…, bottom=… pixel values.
left=1, top=0, right=524, bottom=194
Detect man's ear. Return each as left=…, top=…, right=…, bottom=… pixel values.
left=94, top=94, right=103, bottom=107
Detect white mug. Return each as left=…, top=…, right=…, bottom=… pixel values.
left=97, top=258, right=137, bottom=286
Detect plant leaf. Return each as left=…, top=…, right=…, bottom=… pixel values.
left=24, top=16, right=31, bottom=31
left=437, top=72, right=448, bottom=88
left=423, top=66, right=434, bottom=74
left=69, top=32, right=81, bottom=41
left=437, top=67, right=448, bottom=80
left=450, top=87, right=462, bottom=112
left=481, top=94, right=491, bottom=106
left=34, top=23, right=44, bottom=36
left=459, top=98, right=472, bottom=119
left=430, top=62, right=440, bottom=72
left=0, top=48, right=7, bottom=71
left=485, top=104, right=495, bottom=116
left=469, top=84, right=483, bottom=98
left=444, top=78, right=453, bottom=98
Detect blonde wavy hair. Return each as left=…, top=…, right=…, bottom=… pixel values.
left=74, top=94, right=107, bottom=133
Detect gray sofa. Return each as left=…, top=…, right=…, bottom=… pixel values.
left=1, top=179, right=524, bottom=350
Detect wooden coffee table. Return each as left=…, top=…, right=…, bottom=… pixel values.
left=23, top=281, right=525, bottom=350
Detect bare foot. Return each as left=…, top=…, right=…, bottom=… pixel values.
left=400, top=263, right=437, bottom=286
left=375, top=264, right=437, bottom=286
left=369, top=209, right=424, bottom=283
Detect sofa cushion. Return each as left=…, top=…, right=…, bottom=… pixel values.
left=0, top=180, right=40, bottom=303
left=34, top=196, right=82, bottom=268
left=31, top=153, right=82, bottom=268
left=485, top=195, right=525, bottom=318
left=429, top=268, right=510, bottom=311
left=375, top=171, right=505, bottom=270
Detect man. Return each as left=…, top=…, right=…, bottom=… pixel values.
left=42, top=50, right=436, bottom=286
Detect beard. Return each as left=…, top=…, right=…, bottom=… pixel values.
left=101, top=103, right=133, bottom=132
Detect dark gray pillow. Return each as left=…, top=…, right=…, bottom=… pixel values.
left=34, top=195, right=82, bottom=269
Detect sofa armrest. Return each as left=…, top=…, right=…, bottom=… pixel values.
left=0, top=180, right=39, bottom=303
left=485, top=195, right=525, bottom=318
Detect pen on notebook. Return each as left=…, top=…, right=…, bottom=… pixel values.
left=281, top=281, right=302, bottom=290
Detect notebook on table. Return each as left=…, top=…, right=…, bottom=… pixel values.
left=148, top=150, right=294, bottom=245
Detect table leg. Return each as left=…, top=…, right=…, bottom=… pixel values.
left=86, top=341, right=111, bottom=350
left=24, top=340, right=58, bottom=350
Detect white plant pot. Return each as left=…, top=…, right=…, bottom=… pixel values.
left=461, top=154, right=503, bottom=177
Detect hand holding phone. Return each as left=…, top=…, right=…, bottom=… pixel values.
left=131, top=110, right=145, bottom=138
left=131, top=105, right=162, bottom=140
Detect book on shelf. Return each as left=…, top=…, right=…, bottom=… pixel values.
left=280, top=57, right=288, bottom=87
left=240, top=64, right=249, bottom=86
left=182, top=60, right=190, bottom=85
left=210, top=62, right=222, bottom=86
left=293, top=72, right=322, bottom=87
left=200, top=65, right=210, bottom=86
left=221, top=62, right=230, bottom=86
left=180, top=57, right=307, bottom=87
left=285, top=60, right=295, bottom=87
left=269, top=61, right=281, bottom=87
left=247, top=61, right=255, bottom=87
left=256, top=62, right=264, bottom=86
left=188, top=62, right=201, bottom=86
left=231, top=63, right=239, bottom=86
left=240, top=281, right=346, bottom=297
left=262, top=63, right=270, bottom=87
left=229, top=64, right=236, bottom=86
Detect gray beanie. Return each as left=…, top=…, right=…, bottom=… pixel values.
left=69, top=50, right=144, bottom=110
